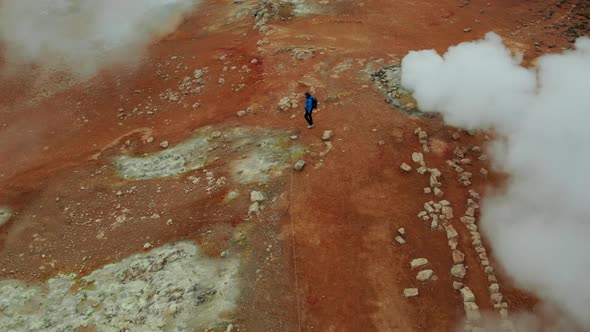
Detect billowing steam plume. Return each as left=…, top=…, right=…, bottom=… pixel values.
left=402, top=32, right=590, bottom=328
left=0, top=0, right=199, bottom=76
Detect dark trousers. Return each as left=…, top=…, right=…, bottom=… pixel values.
left=304, top=111, right=313, bottom=126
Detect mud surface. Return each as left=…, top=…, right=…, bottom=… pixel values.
left=0, top=0, right=586, bottom=331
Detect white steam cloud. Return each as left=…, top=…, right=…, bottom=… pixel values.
left=0, top=0, right=199, bottom=76
left=402, top=32, right=590, bottom=328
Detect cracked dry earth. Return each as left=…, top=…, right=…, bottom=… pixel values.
left=0, top=0, right=587, bottom=331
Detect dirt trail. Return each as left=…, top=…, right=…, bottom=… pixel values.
left=0, top=0, right=584, bottom=331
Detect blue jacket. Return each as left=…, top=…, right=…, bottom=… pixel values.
left=305, top=96, right=313, bottom=113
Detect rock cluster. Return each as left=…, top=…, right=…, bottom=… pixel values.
left=370, top=64, right=417, bottom=113
left=414, top=127, right=430, bottom=152
left=401, top=128, right=515, bottom=331
left=278, top=93, right=300, bottom=111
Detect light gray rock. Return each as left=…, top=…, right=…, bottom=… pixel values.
left=250, top=191, right=265, bottom=202
left=453, top=281, right=464, bottom=290
left=461, top=286, right=476, bottom=302
left=398, top=228, right=406, bottom=235
left=294, top=160, right=306, bottom=171
left=412, top=152, right=424, bottom=164
left=416, top=269, right=434, bottom=281
left=236, top=110, right=247, bottom=117
left=442, top=206, right=454, bottom=219
left=248, top=202, right=260, bottom=214
left=400, top=163, right=412, bottom=172
left=464, top=302, right=481, bottom=322
left=410, top=258, right=428, bottom=269
left=491, top=292, right=503, bottom=304
left=444, top=225, right=458, bottom=239
left=452, top=250, right=465, bottom=264
left=489, top=283, right=500, bottom=294
left=434, top=187, right=444, bottom=198
left=403, top=288, right=419, bottom=298
left=160, top=141, right=169, bottom=148
left=394, top=236, right=406, bottom=244
left=322, top=130, right=333, bottom=141
left=451, top=264, right=467, bottom=279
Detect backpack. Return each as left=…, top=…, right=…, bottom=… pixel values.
left=311, top=96, right=318, bottom=110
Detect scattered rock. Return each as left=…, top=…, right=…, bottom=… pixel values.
left=236, top=110, right=247, bottom=117
left=461, top=287, right=476, bottom=302
left=322, top=130, right=333, bottom=141
left=160, top=141, right=169, bottom=149
left=412, top=152, right=424, bottom=164
left=410, top=258, right=428, bottom=269
left=416, top=269, right=434, bottom=281
left=434, top=187, right=444, bottom=198
left=398, top=228, right=406, bottom=235
left=491, top=293, right=503, bottom=304
left=424, top=187, right=432, bottom=194
left=278, top=97, right=291, bottom=111
left=480, top=168, right=489, bottom=177
left=451, top=264, right=467, bottom=279
left=444, top=225, right=458, bottom=239
left=403, top=288, right=419, bottom=298
left=294, top=160, right=306, bottom=171
left=489, top=283, right=500, bottom=294
left=464, top=302, right=481, bottom=322
left=453, top=281, right=464, bottom=290
left=248, top=202, right=260, bottom=215
left=464, top=27, right=472, bottom=32
left=250, top=191, right=265, bottom=202
left=400, top=163, right=412, bottom=172
left=452, top=250, right=465, bottom=264
left=394, top=236, right=406, bottom=244
left=290, top=135, right=298, bottom=140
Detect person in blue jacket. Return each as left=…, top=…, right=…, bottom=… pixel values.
left=304, top=92, right=317, bottom=129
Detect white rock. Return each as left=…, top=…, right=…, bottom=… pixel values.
left=461, top=287, right=476, bottom=302
left=491, top=292, right=503, bottom=304
left=248, top=202, right=260, bottom=214
left=412, top=152, right=424, bottom=163
left=398, top=228, right=406, bottom=235
left=451, top=264, right=467, bottom=279
left=444, top=225, right=458, bottom=239
left=434, top=187, right=444, bottom=198
left=442, top=206, right=454, bottom=219
left=160, top=141, right=169, bottom=148
left=294, top=160, right=305, bottom=171
left=394, top=236, right=406, bottom=244
left=416, top=269, right=434, bottom=281
left=464, top=302, right=481, bottom=322
left=480, top=168, right=489, bottom=177
left=452, top=250, right=465, bottom=264
left=403, top=288, right=419, bottom=297
left=489, top=283, right=500, bottom=294
left=410, top=258, right=428, bottom=269
left=322, top=130, right=333, bottom=141
left=423, top=187, right=432, bottom=194
left=250, top=191, right=265, bottom=202
left=400, top=163, right=412, bottom=172
left=236, top=110, right=247, bottom=117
